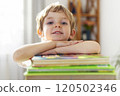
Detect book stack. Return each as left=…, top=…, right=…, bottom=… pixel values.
left=24, top=54, right=116, bottom=80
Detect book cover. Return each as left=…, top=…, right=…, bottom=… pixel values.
left=31, top=54, right=109, bottom=67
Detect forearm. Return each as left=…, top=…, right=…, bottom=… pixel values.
left=13, top=41, right=56, bottom=63
left=75, top=41, right=100, bottom=53
left=55, top=41, right=100, bottom=54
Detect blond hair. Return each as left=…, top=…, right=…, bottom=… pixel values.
left=36, top=3, right=76, bottom=36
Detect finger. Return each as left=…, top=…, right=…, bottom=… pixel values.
left=70, top=41, right=79, bottom=45
left=79, top=40, right=84, bottom=42
left=73, top=40, right=84, bottom=44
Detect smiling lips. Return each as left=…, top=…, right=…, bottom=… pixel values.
left=52, top=31, right=63, bottom=34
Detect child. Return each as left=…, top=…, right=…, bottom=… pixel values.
left=13, top=3, right=100, bottom=67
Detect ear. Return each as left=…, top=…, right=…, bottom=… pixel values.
left=37, top=29, right=43, bottom=37
left=69, top=29, right=76, bottom=39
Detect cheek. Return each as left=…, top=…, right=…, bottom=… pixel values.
left=65, top=26, right=71, bottom=35
left=43, top=26, right=51, bottom=35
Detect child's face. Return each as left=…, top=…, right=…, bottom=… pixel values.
left=42, top=11, right=73, bottom=41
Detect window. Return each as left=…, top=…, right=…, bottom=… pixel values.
left=0, top=0, right=24, bottom=54
left=0, top=0, right=24, bottom=80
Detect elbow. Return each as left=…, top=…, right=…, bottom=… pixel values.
left=13, top=49, right=24, bottom=63
left=13, top=50, right=31, bottom=68
left=81, top=41, right=101, bottom=54
left=92, top=41, right=101, bottom=53
left=97, top=43, right=101, bottom=53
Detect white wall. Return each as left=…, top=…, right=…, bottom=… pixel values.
left=100, top=0, right=120, bottom=56
left=24, top=0, right=44, bottom=43
left=32, top=0, right=44, bottom=43
left=44, top=0, right=68, bottom=7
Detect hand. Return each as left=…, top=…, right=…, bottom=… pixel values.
left=41, top=49, right=57, bottom=55
left=55, top=40, right=83, bottom=48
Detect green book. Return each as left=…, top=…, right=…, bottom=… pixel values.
left=27, top=64, right=115, bottom=73
left=24, top=71, right=116, bottom=80
left=24, top=71, right=116, bottom=76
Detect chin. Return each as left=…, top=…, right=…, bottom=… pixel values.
left=52, top=38, right=67, bottom=41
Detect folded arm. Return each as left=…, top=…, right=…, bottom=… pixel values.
left=41, top=41, right=100, bottom=55
left=13, top=40, right=100, bottom=67
left=13, top=40, right=81, bottom=64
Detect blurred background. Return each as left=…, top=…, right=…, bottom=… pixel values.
left=0, top=0, right=120, bottom=80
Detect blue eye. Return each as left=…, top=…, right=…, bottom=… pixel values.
left=61, top=22, right=67, bottom=25
left=47, top=22, right=53, bottom=24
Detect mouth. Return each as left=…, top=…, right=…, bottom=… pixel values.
left=52, top=31, right=63, bottom=34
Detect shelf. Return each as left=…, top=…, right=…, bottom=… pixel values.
left=81, top=13, right=97, bottom=17
left=68, top=0, right=100, bottom=42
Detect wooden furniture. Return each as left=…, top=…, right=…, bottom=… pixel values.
left=68, top=0, right=100, bottom=43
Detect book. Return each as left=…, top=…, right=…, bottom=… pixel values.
left=24, top=54, right=116, bottom=80
left=31, top=54, right=109, bottom=67
left=27, top=64, right=115, bottom=73
left=24, top=72, right=116, bottom=80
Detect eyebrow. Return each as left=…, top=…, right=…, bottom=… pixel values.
left=46, top=17, right=68, bottom=20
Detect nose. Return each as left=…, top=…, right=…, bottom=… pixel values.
left=54, top=23, right=61, bottom=28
